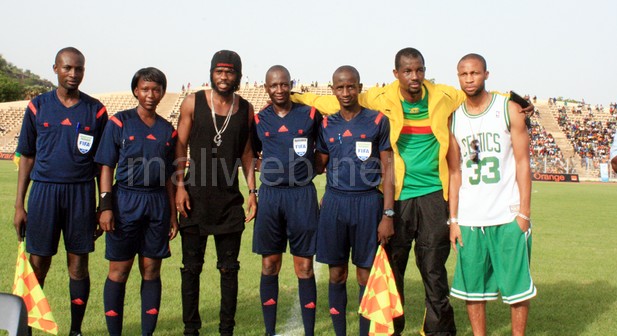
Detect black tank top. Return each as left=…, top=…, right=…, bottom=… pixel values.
left=180, top=90, right=250, bottom=235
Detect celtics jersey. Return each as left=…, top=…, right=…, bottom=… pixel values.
left=451, top=93, right=519, bottom=227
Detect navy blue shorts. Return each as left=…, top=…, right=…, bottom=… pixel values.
left=105, top=186, right=171, bottom=261
left=252, top=183, right=318, bottom=257
left=316, top=188, right=382, bottom=268
left=26, top=181, right=97, bottom=256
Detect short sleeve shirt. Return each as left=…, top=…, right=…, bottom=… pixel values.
left=17, top=90, right=108, bottom=183
left=316, top=108, right=390, bottom=191
left=253, top=103, right=322, bottom=186
left=95, top=109, right=177, bottom=189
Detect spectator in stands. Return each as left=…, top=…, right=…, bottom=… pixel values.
left=174, top=50, right=257, bottom=336
left=528, top=116, right=567, bottom=173
left=14, top=47, right=108, bottom=336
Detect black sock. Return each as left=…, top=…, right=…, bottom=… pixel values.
left=69, top=277, right=90, bottom=333
left=260, top=274, right=278, bottom=334
left=328, top=282, right=347, bottom=336
left=298, top=276, right=316, bottom=336
left=141, top=278, right=162, bottom=335
left=104, top=278, right=126, bottom=336
left=358, top=284, right=370, bottom=336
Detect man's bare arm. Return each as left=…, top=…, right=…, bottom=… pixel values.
left=13, top=155, right=34, bottom=241
left=377, top=149, right=394, bottom=245
left=174, top=94, right=195, bottom=218
left=241, top=103, right=257, bottom=222
left=446, top=121, right=463, bottom=251
left=509, top=101, right=532, bottom=231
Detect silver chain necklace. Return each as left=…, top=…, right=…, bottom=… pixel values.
left=211, top=90, right=235, bottom=147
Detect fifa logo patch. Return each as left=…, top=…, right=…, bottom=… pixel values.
left=293, top=138, right=308, bottom=156
left=355, top=141, right=371, bottom=161
left=77, top=133, right=94, bottom=154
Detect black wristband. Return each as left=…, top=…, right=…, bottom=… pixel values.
left=248, top=189, right=258, bottom=196
left=98, top=192, right=113, bottom=211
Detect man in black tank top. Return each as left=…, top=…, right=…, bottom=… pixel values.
left=174, top=50, right=257, bottom=336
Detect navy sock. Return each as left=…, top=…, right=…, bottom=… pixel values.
left=141, top=278, right=162, bottom=335
left=260, top=274, right=278, bottom=334
left=104, top=278, right=126, bottom=336
left=328, top=282, right=347, bottom=336
left=358, top=284, right=369, bottom=336
left=69, top=277, right=90, bottom=333
left=298, top=276, right=316, bottom=336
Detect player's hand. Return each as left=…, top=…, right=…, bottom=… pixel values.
left=175, top=187, right=191, bottom=218
left=169, top=219, right=179, bottom=240
left=377, top=217, right=394, bottom=245
left=449, top=222, right=463, bottom=252
left=521, top=103, right=535, bottom=117
left=99, top=209, right=115, bottom=232
left=245, top=193, right=257, bottom=222
left=516, top=216, right=531, bottom=233
left=93, top=224, right=104, bottom=240
left=13, top=207, right=27, bottom=242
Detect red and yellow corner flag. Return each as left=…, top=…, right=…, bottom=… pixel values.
left=12, top=241, right=58, bottom=335
left=359, top=245, right=403, bottom=335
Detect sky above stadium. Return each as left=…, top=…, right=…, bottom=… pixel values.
left=2, top=0, right=616, bottom=105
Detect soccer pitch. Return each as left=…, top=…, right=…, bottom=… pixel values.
left=0, top=160, right=616, bottom=335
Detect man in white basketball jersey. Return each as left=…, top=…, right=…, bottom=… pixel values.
left=446, top=53, right=536, bottom=336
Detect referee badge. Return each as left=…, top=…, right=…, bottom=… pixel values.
left=293, top=138, right=308, bottom=156
left=355, top=141, right=371, bottom=161
left=77, top=133, right=94, bottom=154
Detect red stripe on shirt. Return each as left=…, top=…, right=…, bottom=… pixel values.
left=310, top=106, right=316, bottom=120
left=254, top=114, right=260, bottom=124
left=110, top=116, right=123, bottom=128
left=374, top=112, right=384, bottom=124
left=28, top=101, right=37, bottom=116
left=322, top=117, right=328, bottom=128
left=96, top=106, right=107, bottom=119
left=171, top=130, right=178, bottom=138
left=400, top=125, right=432, bottom=134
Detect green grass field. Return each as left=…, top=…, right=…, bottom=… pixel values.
left=0, top=159, right=616, bottom=335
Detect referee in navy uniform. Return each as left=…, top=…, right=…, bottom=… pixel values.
left=95, top=67, right=178, bottom=336
left=252, top=65, right=322, bottom=336
left=14, top=47, right=108, bottom=336
left=315, top=66, right=394, bottom=336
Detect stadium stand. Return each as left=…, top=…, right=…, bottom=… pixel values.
left=546, top=100, right=617, bottom=178
left=1, top=89, right=615, bottom=181
left=0, top=92, right=181, bottom=152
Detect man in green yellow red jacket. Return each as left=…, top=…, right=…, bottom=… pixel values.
left=292, top=48, right=531, bottom=336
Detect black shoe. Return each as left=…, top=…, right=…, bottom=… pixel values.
left=69, top=331, right=83, bottom=336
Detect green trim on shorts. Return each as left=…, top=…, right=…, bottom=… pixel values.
left=450, top=219, right=537, bottom=304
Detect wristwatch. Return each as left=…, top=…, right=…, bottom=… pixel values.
left=383, top=208, right=395, bottom=218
